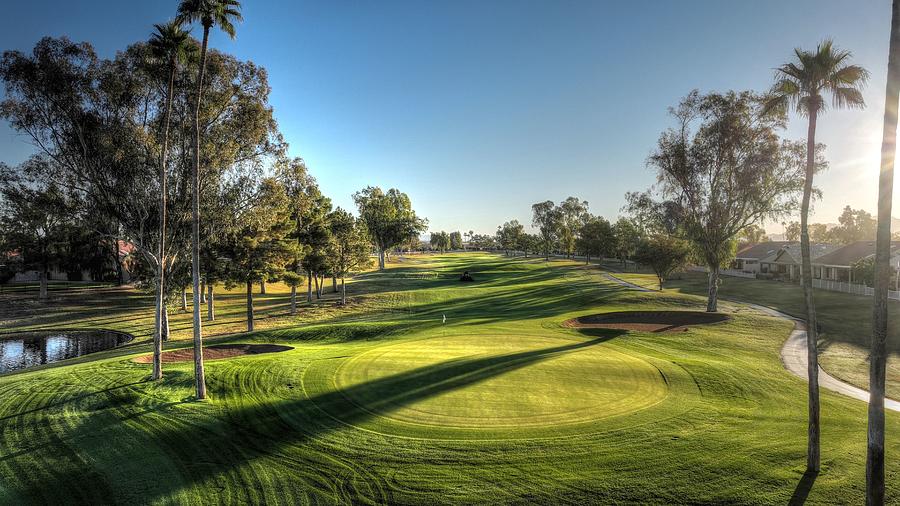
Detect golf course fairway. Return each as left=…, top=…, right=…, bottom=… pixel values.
left=0, top=253, right=897, bottom=504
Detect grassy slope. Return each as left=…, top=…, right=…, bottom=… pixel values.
left=613, top=269, right=900, bottom=399
left=0, top=254, right=896, bottom=504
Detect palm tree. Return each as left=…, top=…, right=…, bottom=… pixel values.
left=765, top=40, right=869, bottom=473
left=177, top=0, right=242, bottom=400
left=869, top=2, right=900, bottom=503
left=148, top=20, right=192, bottom=382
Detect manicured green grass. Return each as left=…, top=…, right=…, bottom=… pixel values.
left=614, top=269, right=900, bottom=399
left=0, top=254, right=897, bottom=504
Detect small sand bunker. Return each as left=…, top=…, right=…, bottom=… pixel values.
left=133, top=344, right=293, bottom=363
left=564, top=311, right=729, bottom=333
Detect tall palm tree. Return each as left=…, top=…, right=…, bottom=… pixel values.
left=176, top=0, right=242, bottom=399
left=765, top=40, right=869, bottom=473
left=148, top=20, right=193, bottom=382
left=869, top=2, right=900, bottom=503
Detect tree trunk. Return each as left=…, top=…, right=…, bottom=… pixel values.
left=161, top=303, right=170, bottom=342
left=290, top=286, right=297, bottom=315
left=181, top=287, right=187, bottom=312
left=314, top=274, right=320, bottom=299
left=153, top=279, right=163, bottom=380
left=378, top=249, right=386, bottom=270
left=200, top=278, right=207, bottom=304
left=332, top=276, right=337, bottom=293
left=341, top=277, right=346, bottom=305
left=190, top=26, right=211, bottom=400
left=658, top=274, right=664, bottom=291
left=801, top=107, right=821, bottom=473
left=868, top=2, right=900, bottom=501
left=154, top=58, right=175, bottom=383
left=259, top=279, right=266, bottom=294
left=114, top=239, right=124, bottom=286
left=246, top=279, right=254, bottom=332
left=706, top=264, right=719, bottom=312
left=207, top=283, right=214, bottom=322
left=307, top=271, right=312, bottom=303
left=39, top=269, right=48, bottom=301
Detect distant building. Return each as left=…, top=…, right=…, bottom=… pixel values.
left=811, top=241, right=900, bottom=283
left=731, top=242, right=793, bottom=274
left=761, top=243, right=840, bottom=281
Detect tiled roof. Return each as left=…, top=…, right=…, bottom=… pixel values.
left=813, top=241, right=900, bottom=267
left=735, top=241, right=795, bottom=261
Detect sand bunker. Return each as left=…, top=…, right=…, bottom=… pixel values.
left=564, top=311, right=729, bottom=333
left=133, top=344, right=293, bottom=363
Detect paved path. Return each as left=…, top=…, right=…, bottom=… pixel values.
left=602, top=271, right=900, bottom=412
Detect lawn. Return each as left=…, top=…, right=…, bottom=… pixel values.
left=0, top=253, right=897, bottom=504
left=613, top=268, right=900, bottom=400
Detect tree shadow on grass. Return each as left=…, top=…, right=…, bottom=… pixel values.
left=7, top=332, right=624, bottom=503
left=788, top=469, right=818, bottom=505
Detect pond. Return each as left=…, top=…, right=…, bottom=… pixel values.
left=0, top=330, right=134, bottom=374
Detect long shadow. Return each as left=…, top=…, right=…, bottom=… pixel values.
left=7, top=332, right=622, bottom=502
left=788, top=470, right=818, bottom=505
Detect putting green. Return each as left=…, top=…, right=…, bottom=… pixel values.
left=305, top=333, right=671, bottom=439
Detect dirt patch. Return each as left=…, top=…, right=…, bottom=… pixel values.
left=133, top=344, right=293, bottom=364
left=563, top=311, right=730, bottom=333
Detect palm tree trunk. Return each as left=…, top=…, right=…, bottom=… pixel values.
left=868, top=2, right=900, bottom=501
left=246, top=279, right=254, bottom=332
left=207, top=283, right=214, bottom=322
left=191, top=25, right=210, bottom=400
left=154, top=60, right=176, bottom=382
left=801, top=107, right=821, bottom=473
left=706, top=264, right=719, bottom=312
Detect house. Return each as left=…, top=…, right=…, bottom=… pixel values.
left=761, top=243, right=840, bottom=281
left=731, top=242, right=793, bottom=274
left=811, top=241, right=900, bottom=283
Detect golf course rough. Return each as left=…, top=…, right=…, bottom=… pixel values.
left=0, top=253, right=896, bottom=504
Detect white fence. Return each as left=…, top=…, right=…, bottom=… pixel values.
left=811, top=278, right=900, bottom=300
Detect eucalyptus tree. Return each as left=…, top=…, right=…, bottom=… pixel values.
left=449, top=231, right=463, bottom=250
left=642, top=91, right=806, bottom=311
left=869, top=2, right=900, bottom=501
left=531, top=201, right=562, bottom=260
left=177, top=0, right=243, bottom=399
left=612, top=217, right=641, bottom=269
left=354, top=186, right=427, bottom=269
left=148, top=20, right=193, bottom=380
left=327, top=208, right=372, bottom=304
left=0, top=171, right=73, bottom=300
left=496, top=220, right=524, bottom=256
left=558, top=197, right=589, bottom=259
left=576, top=215, right=614, bottom=264
left=765, top=41, right=868, bottom=473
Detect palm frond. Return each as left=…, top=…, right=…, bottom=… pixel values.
left=830, top=86, right=866, bottom=109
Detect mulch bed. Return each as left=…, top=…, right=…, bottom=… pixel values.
left=133, top=344, right=293, bottom=364
left=563, top=311, right=730, bottom=333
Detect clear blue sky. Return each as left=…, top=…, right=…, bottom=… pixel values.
left=0, top=0, right=896, bottom=235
